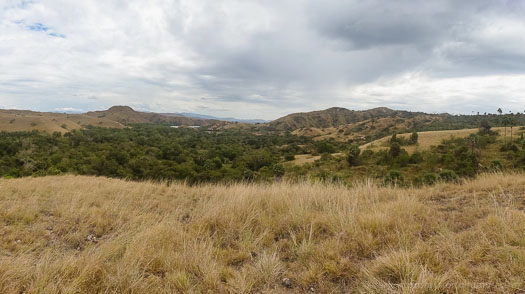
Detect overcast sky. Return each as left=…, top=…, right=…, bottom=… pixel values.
left=1, top=0, right=525, bottom=119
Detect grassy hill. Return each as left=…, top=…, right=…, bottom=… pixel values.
left=362, top=126, right=523, bottom=154
left=0, top=109, right=124, bottom=133
left=86, top=106, right=220, bottom=126
left=290, top=115, right=443, bottom=143
left=268, top=107, right=525, bottom=143
left=268, top=107, right=428, bottom=131
left=2, top=174, right=525, bottom=293
left=0, top=106, right=224, bottom=133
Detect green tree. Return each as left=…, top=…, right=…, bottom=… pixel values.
left=468, top=134, right=478, bottom=154
left=390, top=133, right=398, bottom=144
left=479, top=119, right=491, bottom=135
left=270, top=163, right=285, bottom=178
left=410, top=131, right=418, bottom=145
left=389, top=142, right=401, bottom=157
left=346, top=144, right=360, bottom=166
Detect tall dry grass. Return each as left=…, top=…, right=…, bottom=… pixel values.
left=1, top=174, right=525, bottom=293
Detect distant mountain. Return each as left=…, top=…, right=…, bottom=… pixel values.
left=268, top=107, right=433, bottom=131
left=86, top=106, right=220, bottom=126
left=164, top=112, right=269, bottom=124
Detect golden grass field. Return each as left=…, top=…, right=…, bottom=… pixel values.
left=0, top=110, right=124, bottom=133
left=2, top=174, right=525, bottom=293
left=362, top=127, right=523, bottom=154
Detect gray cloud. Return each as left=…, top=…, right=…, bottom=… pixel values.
left=1, top=0, right=525, bottom=119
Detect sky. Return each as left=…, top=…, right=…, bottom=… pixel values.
left=1, top=0, right=525, bottom=120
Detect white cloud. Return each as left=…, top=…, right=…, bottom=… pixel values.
left=0, top=0, right=525, bottom=119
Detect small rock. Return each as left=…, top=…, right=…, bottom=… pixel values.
left=181, top=214, right=191, bottom=224
left=282, top=278, right=292, bottom=288
left=86, top=234, right=98, bottom=243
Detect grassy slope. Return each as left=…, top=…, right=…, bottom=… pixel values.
left=290, top=116, right=442, bottom=142
left=362, top=127, right=522, bottom=154
left=0, top=110, right=124, bottom=133
left=2, top=175, right=525, bottom=293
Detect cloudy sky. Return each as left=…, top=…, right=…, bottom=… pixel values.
left=1, top=0, right=525, bottom=119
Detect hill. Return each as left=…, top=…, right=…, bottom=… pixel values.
left=86, top=106, right=219, bottom=126
left=362, top=126, right=521, bottom=154
left=0, top=106, right=227, bottom=133
left=0, top=109, right=124, bottom=133
left=2, top=174, right=525, bottom=293
left=268, top=107, right=435, bottom=131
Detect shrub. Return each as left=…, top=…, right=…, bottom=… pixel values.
left=384, top=170, right=404, bottom=185
left=361, top=149, right=374, bottom=158
left=389, top=143, right=401, bottom=157
left=422, top=173, right=438, bottom=185
left=410, top=132, right=418, bottom=145
left=409, top=152, right=424, bottom=164
left=284, top=153, right=295, bottom=161
left=439, top=170, right=458, bottom=182
left=489, top=160, right=503, bottom=170
left=346, top=144, right=360, bottom=166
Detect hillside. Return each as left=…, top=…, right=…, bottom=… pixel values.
left=0, top=109, right=124, bottom=133
left=290, top=114, right=443, bottom=143
left=268, top=107, right=435, bottom=131
left=86, top=106, right=219, bottom=126
left=362, top=126, right=521, bottom=154
left=0, top=106, right=226, bottom=133
left=2, top=174, right=525, bottom=293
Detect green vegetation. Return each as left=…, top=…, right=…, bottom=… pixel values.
left=2, top=118, right=525, bottom=186
left=0, top=125, right=313, bottom=183
left=286, top=126, right=525, bottom=186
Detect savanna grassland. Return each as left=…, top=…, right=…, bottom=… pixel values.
left=2, top=174, right=525, bottom=293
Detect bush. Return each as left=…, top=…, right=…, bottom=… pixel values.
left=270, top=164, right=285, bottom=177
left=346, top=144, right=360, bottom=166
left=284, top=153, right=295, bottom=161
left=489, top=160, right=503, bottom=170
left=422, top=173, right=438, bottom=185
left=500, top=144, right=519, bottom=152
left=316, top=142, right=336, bottom=154
left=409, top=152, right=424, bottom=164
left=361, top=149, right=374, bottom=158
left=389, top=142, right=401, bottom=157
left=439, top=169, right=458, bottom=183
left=384, top=170, right=404, bottom=185
left=410, top=132, right=418, bottom=145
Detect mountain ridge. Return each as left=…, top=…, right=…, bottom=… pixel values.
left=268, top=106, right=440, bottom=131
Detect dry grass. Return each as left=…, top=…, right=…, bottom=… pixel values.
left=2, top=174, right=525, bottom=293
left=0, top=110, right=124, bottom=133
left=362, top=127, right=523, bottom=154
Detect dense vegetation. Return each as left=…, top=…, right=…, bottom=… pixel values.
left=0, top=125, right=318, bottom=183
left=1, top=119, right=524, bottom=185
left=287, top=125, right=525, bottom=185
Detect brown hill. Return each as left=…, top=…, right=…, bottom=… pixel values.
left=85, top=106, right=219, bottom=126
left=268, top=107, right=430, bottom=131
left=290, top=114, right=443, bottom=142
left=0, top=109, right=124, bottom=133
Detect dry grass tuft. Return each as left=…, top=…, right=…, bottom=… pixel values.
left=2, top=174, right=525, bottom=293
